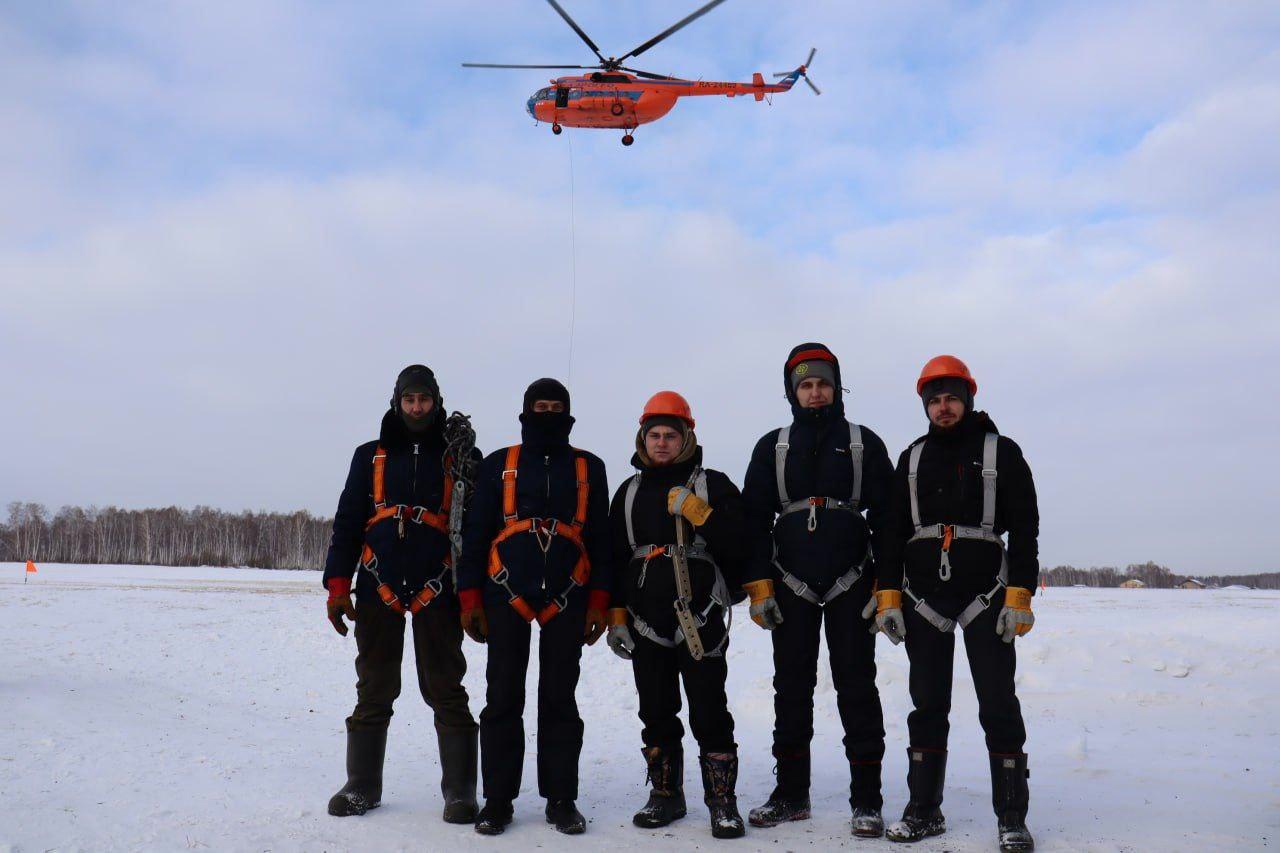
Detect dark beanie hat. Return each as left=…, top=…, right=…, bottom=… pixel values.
left=641, top=414, right=686, bottom=437
left=393, top=364, right=439, bottom=408
left=789, top=359, right=837, bottom=395
left=523, top=378, right=571, bottom=415
left=920, top=376, right=973, bottom=412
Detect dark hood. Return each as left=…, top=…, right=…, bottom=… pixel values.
left=519, top=411, right=575, bottom=450
left=927, top=409, right=998, bottom=445
left=630, top=445, right=705, bottom=486
left=784, top=341, right=845, bottom=422
left=379, top=406, right=446, bottom=451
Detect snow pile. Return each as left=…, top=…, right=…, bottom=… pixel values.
left=2, top=564, right=1278, bottom=851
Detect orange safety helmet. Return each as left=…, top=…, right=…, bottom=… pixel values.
left=639, top=390, right=696, bottom=429
left=916, top=355, right=977, bottom=396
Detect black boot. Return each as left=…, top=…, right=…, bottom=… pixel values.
left=700, top=752, right=746, bottom=839
left=886, top=748, right=947, bottom=843
left=991, top=752, right=1034, bottom=852
left=850, top=760, right=885, bottom=838
left=436, top=724, right=478, bottom=824
left=546, top=799, right=586, bottom=835
left=748, top=747, right=810, bottom=828
left=474, top=800, right=513, bottom=836
left=633, top=746, right=688, bottom=828
left=327, top=728, right=387, bottom=817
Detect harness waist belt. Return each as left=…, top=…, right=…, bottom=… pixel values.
left=779, top=496, right=861, bottom=517
left=632, top=543, right=713, bottom=563
left=908, top=523, right=1005, bottom=546
left=775, top=551, right=870, bottom=607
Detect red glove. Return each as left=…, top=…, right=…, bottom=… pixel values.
left=459, top=588, right=488, bottom=644
left=326, top=578, right=356, bottom=636
left=583, top=589, right=610, bottom=646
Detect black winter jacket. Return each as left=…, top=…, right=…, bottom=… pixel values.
left=608, top=448, right=749, bottom=641
left=878, top=411, right=1040, bottom=615
left=457, top=417, right=611, bottom=608
left=742, top=412, right=892, bottom=598
left=323, top=409, right=482, bottom=602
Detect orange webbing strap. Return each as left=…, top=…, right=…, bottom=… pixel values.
left=360, top=544, right=407, bottom=615
left=572, top=455, right=589, bottom=527
left=372, top=446, right=388, bottom=509
left=501, top=445, right=521, bottom=522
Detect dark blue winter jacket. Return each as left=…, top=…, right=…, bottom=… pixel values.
left=323, top=408, right=482, bottom=603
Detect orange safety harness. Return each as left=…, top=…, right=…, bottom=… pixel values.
left=358, top=444, right=455, bottom=615
left=486, top=444, right=591, bottom=625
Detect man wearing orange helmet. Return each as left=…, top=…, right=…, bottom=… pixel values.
left=875, top=356, right=1040, bottom=852
left=741, top=342, right=895, bottom=838
left=606, top=391, right=755, bottom=839
left=456, top=378, right=612, bottom=836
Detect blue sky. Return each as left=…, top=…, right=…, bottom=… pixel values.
left=3, top=1, right=1278, bottom=573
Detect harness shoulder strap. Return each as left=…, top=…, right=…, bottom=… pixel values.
left=846, top=421, right=864, bottom=510
left=907, top=440, right=925, bottom=531
left=372, top=445, right=388, bottom=510
left=624, top=472, right=641, bottom=551
left=501, top=445, right=521, bottom=523
left=774, top=426, right=791, bottom=504
left=572, top=453, right=590, bottom=528
left=692, top=467, right=709, bottom=500
left=981, top=433, right=998, bottom=532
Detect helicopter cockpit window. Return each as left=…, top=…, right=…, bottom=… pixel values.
left=534, top=87, right=553, bottom=101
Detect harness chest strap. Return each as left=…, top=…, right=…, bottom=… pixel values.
left=361, top=444, right=455, bottom=615
left=776, top=421, right=864, bottom=532
left=487, top=444, right=592, bottom=625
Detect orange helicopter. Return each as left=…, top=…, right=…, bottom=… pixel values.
left=463, top=0, right=819, bottom=146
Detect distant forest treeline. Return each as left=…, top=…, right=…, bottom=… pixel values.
left=2, top=502, right=1277, bottom=587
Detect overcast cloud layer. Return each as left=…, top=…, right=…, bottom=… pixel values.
left=3, top=1, right=1278, bottom=573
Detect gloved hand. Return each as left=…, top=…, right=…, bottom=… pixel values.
left=607, top=608, right=635, bottom=660
left=995, top=586, right=1035, bottom=643
left=326, top=577, right=357, bottom=636
left=583, top=590, right=610, bottom=646
left=458, top=588, right=488, bottom=644
left=667, top=487, right=713, bottom=527
left=861, top=581, right=878, bottom=626
left=873, top=588, right=906, bottom=645
left=743, top=579, right=783, bottom=630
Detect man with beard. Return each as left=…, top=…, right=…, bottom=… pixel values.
left=323, top=364, right=481, bottom=823
left=875, top=355, right=1040, bottom=852
left=606, top=391, right=759, bottom=839
left=741, top=343, right=894, bottom=837
left=456, top=379, right=612, bottom=836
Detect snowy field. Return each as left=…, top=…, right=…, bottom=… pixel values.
left=2, top=564, right=1278, bottom=852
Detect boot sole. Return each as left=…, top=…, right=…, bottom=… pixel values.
left=886, top=824, right=945, bottom=843
left=474, top=823, right=507, bottom=836
left=327, top=800, right=379, bottom=817
left=547, top=816, right=587, bottom=835
left=853, top=824, right=886, bottom=838
left=633, top=808, right=687, bottom=828
left=748, top=808, right=811, bottom=828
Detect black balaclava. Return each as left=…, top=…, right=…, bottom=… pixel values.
left=920, top=376, right=973, bottom=418
left=783, top=342, right=845, bottom=422
left=392, top=364, right=441, bottom=434
left=519, top=378, right=574, bottom=448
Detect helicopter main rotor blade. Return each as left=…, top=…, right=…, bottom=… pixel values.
left=805, top=77, right=821, bottom=95
left=544, top=0, right=607, bottom=65
left=618, top=65, right=677, bottom=80
left=618, top=0, right=729, bottom=63
left=462, top=63, right=597, bottom=69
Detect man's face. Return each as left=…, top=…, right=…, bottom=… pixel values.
left=926, top=393, right=965, bottom=429
left=796, top=377, right=834, bottom=408
left=644, top=425, right=684, bottom=465
left=531, top=399, right=565, bottom=413
left=399, top=392, right=435, bottom=420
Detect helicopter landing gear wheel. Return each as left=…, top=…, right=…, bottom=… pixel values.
left=552, top=123, right=562, bottom=135
left=621, top=132, right=634, bottom=146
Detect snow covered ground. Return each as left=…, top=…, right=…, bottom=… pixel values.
left=2, top=563, right=1277, bottom=852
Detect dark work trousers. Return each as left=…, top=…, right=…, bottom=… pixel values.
left=347, top=596, right=476, bottom=733
left=480, top=593, right=586, bottom=803
left=903, top=599, right=1027, bottom=753
left=630, top=629, right=736, bottom=754
left=771, top=580, right=886, bottom=762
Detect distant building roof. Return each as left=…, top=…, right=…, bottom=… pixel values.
left=1178, top=578, right=1206, bottom=588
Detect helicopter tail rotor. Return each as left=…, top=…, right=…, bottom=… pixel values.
left=773, top=47, right=820, bottom=95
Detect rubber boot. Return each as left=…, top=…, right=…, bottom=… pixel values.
left=474, top=800, right=513, bottom=836
left=633, top=746, right=687, bottom=828
left=850, top=760, right=885, bottom=838
left=436, top=724, right=478, bottom=824
left=990, top=752, right=1034, bottom=852
left=699, top=752, right=746, bottom=839
left=327, top=728, right=387, bottom=817
left=886, top=748, right=947, bottom=843
left=546, top=799, right=587, bottom=835
left=748, top=747, right=811, bottom=828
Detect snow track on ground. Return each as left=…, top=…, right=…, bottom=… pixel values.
left=2, top=564, right=1278, bottom=851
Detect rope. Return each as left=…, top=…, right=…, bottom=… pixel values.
left=566, top=132, right=578, bottom=387
left=443, top=412, right=478, bottom=583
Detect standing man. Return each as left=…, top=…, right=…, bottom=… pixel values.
left=323, top=364, right=481, bottom=823
left=456, top=379, right=612, bottom=836
left=606, top=391, right=762, bottom=840
left=742, top=343, right=894, bottom=837
left=875, top=355, right=1039, bottom=852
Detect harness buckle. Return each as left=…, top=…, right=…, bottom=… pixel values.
left=425, top=577, right=445, bottom=596
left=490, top=566, right=511, bottom=586
left=939, top=548, right=952, bottom=581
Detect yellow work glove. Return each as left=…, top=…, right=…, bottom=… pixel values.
left=667, top=487, right=713, bottom=527
left=743, top=579, right=783, bottom=630
left=996, top=586, right=1034, bottom=643
left=873, top=588, right=906, bottom=645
